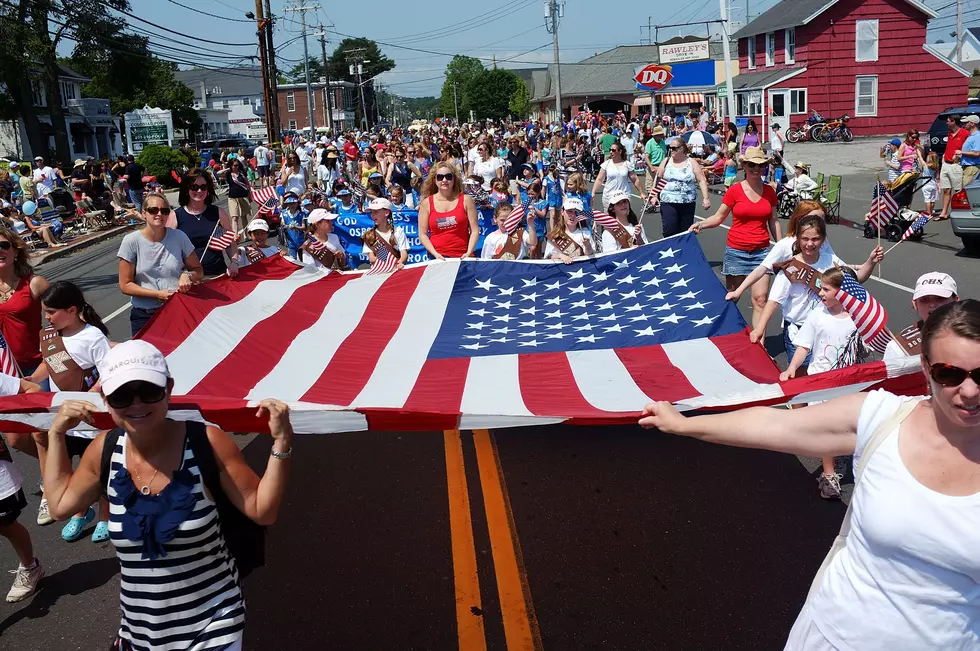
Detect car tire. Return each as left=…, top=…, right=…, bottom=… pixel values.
left=961, top=234, right=980, bottom=253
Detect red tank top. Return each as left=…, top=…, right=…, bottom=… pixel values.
left=0, top=275, right=41, bottom=369
left=427, top=195, right=470, bottom=258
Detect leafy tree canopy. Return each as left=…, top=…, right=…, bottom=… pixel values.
left=466, top=68, right=519, bottom=121
left=440, top=55, right=484, bottom=118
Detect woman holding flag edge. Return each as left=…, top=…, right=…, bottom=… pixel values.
left=174, top=169, right=238, bottom=279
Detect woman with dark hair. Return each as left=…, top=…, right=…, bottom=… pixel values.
left=591, top=141, right=645, bottom=211
left=641, top=299, right=980, bottom=651
left=225, top=158, right=251, bottom=239
left=598, top=190, right=644, bottom=252
left=417, top=163, right=479, bottom=260
left=175, top=168, right=238, bottom=278
left=359, top=148, right=379, bottom=187
left=655, top=137, right=711, bottom=237
left=738, top=119, right=760, bottom=157
left=279, top=152, right=307, bottom=197
left=726, top=122, right=739, bottom=154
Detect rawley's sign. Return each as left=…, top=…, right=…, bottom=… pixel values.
left=658, top=40, right=710, bottom=64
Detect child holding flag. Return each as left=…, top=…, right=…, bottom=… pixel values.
left=545, top=197, right=594, bottom=264
left=280, top=192, right=307, bottom=261
left=362, top=198, right=408, bottom=271
left=234, top=219, right=280, bottom=267
left=481, top=202, right=537, bottom=260
left=303, top=209, right=347, bottom=271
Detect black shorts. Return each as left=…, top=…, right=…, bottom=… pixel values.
left=66, top=435, right=94, bottom=459
left=0, top=489, right=27, bottom=526
left=257, top=165, right=270, bottom=178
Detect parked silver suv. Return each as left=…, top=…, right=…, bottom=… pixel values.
left=951, top=179, right=980, bottom=252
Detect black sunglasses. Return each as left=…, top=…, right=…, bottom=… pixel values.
left=928, top=363, right=980, bottom=387
left=145, top=206, right=171, bottom=216
left=189, top=184, right=208, bottom=191
left=436, top=173, right=454, bottom=181
left=0, top=242, right=12, bottom=251
left=106, top=381, right=167, bottom=410
left=668, top=145, right=682, bottom=151
left=743, top=161, right=764, bottom=169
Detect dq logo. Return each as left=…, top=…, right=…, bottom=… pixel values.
left=634, top=64, right=673, bottom=90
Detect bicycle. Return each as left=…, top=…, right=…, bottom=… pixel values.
left=814, top=114, right=853, bottom=142
left=786, top=109, right=827, bottom=143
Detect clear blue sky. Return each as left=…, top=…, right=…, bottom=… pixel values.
left=123, top=0, right=971, bottom=97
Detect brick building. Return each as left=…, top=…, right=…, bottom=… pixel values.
left=277, top=81, right=358, bottom=134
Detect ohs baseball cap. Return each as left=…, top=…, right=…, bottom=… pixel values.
left=247, top=219, right=270, bottom=232
left=604, top=190, right=630, bottom=207
left=913, top=272, right=957, bottom=300
left=562, top=197, right=584, bottom=212
left=98, top=340, right=170, bottom=397
left=368, top=197, right=392, bottom=212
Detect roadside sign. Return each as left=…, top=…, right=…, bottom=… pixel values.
left=634, top=64, right=674, bottom=91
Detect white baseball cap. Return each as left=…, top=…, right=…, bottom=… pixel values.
left=247, top=219, right=270, bottom=232
left=307, top=208, right=338, bottom=224
left=604, top=190, right=631, bottom=207
left=913, top=272, right=958, bottom=300
left=368, top=197, right=392, bottom=212
left=562, top=197, right=584, bottom=212
left=98, top=340, right=170, bottom=396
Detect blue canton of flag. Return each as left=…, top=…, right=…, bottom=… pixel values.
left=428, top=233, right=747, bottom=359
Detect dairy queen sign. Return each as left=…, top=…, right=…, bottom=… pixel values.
left=634, top=64, right=674, bottom=91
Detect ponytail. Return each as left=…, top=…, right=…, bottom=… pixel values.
left=40, top=280, right=108, bottom=336
left=81, top=303, right=109, bottom=336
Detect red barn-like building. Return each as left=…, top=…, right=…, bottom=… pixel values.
left=730, top=0, right=970, bottom=142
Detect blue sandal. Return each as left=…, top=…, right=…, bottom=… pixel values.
left=61, top=506, right=95, bottom=542
left=91, top=520, right=110, bottom=543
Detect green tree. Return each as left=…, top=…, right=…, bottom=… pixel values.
left=440, top=55, right=484, bottom=119
left=136, top=143, right=187, bottom=187
left=285, top=57, right=324, bottom=84
left=466, top=68, right=519, bottom=121
left=508, top=78, right=531, bottom=120
left=326, top=38, right=395, bottom=126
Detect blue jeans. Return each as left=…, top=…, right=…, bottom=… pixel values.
left=130, top=306, right=158, bottom=337
left=128, top=189, right=144, bottom=212
left=784, top=321, right=813, bottom=366
left=660, top=202, right=695, bottom=238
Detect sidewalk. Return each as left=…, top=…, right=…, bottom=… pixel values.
left=31, top=223, right=136, bottom=265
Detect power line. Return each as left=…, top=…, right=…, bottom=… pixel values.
left=163, top=0, right=253, bottom=23
left=94, top=0, right=257, bottom=47
left=385, top=0, right=535, bottom=44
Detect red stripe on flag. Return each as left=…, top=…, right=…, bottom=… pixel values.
left=179, top=273, right=359, bottom=397
left=614, top=345, right=701, bottom=403
left=390, top=356, right=472, bottom=430
left=301, top=267, right=428, bottom=405
left=709, top=331, right=781, bottom=383
left=518, top=351, right=609, bottom=418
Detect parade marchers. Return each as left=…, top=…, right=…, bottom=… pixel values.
left=0, top=113, right=976, bottom=651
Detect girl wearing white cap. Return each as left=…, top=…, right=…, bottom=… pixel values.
left=303, top=208, right=346, bottom=270
left=599, top=190, right=645, bottom=252
left=884, top=272, right=959, bottom=359
left=35, top=339, right=294, bottom=651
left=234, top=219, right=280, bottom=267
left=363, top=198, right=408, bottom=269
left=545, top=197, right=594, bottom=264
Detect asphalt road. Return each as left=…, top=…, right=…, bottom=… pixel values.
left=0, top=182, right=974, bottom=650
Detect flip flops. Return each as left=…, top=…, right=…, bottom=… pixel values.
left=61, top=506, right=95, bottom=542
left=91, top=521, right=110, bottom=543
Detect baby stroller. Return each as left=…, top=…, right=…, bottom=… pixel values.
left=863, top=173, right=928, bottom=241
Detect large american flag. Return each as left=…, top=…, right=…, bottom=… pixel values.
left=0, top=330, right=19, bottom=378
left=836, top=274, right=891, bottom=354
left=251, top=187, right=279, bottom=216
left=0, top=237, right=925, bottom=433
left=866, top=182, right=898, bottom=229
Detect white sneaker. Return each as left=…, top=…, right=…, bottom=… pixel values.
left=6, top=559, right=43, bottom=602
left=36, top=499, right=54, bottom=526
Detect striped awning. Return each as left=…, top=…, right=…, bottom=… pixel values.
left=659, top=92, right=705, bottom=104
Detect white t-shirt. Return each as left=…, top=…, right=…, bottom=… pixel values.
left=804, top=390, right=980, bottom=651
left=361, top=227, right=408, bottom=257
left=234, top=244, right=280, bottom=267
left=33, top=166, right=56, bottom=196
left=767, top=250, right=845, bottom=326
left=48, top=324, right=111, bottom=440
left=761, top=237, right=839, bottom=272
left=306, top=233, right=344, bottom=270
left=254, top=145, right=270, bottom=167
left=0, top=372, right=22, bottom=500
left=283, top=169, right=307, bottom=196
left=600, top=159, right=634, bottom=196
left=472, top=157, right=503, bottom=190
left=467, top=146, right=480, bottom=166
left=884, top=338, right=907, bottom=360
left=544, top=227, right=592, bottom=259
left=791, top=306, right=857, bottom=374
left=481, top=229, right=533, bottom=260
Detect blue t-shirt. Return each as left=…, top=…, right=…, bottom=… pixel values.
left=961, top=131, right=980, bottom=167
left=544, top=176, right=562, bottom=207
left=281, top=208, right=307, bottom=249
left=530, top=198, right=549, bottom=240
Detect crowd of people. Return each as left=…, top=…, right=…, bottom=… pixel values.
left=0, top=111, right=972, bottom=651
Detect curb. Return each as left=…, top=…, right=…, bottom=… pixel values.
left=33, top=224, right=137, bottom=266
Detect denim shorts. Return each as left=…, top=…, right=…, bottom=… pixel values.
left=784, top=321, right=813, bottom=366
left=722, top=244, right=771, bottom=276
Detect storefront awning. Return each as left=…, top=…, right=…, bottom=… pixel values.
left=633, top=96, right=652, bottom=107
left=660, top=92, right=705, bottom=105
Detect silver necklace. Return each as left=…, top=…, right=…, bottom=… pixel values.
left=131, top=456, right=160, bottom=496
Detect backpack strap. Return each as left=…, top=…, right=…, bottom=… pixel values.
left=100, top=428, right=123, bottom=500
left=184, top=421, right=223, bottom=503
left=806, top=397, right=923, bottom=601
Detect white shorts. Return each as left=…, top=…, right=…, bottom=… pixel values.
left=939, top=161, right=963, bottom=191
left=921, top=179, right=938, bottom=203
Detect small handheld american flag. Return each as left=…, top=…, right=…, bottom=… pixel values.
left=590, top=210, right=620, bottom=231
left=366, top=237, right=399, bottom=275
left=208, top=224, right=239, bottom=252
left=836, top=274, right=891, bottom=354
left=305, top=233, right=329, bottom=253
left=251, top=187, right=279, bottom=216
left=899, top=212, right=930, bottom=242
left=645, top=177, right=668, bottom=211
left=502, top=198, right=529, bottom=234
left=866, top=182, right=898, bottom=229
left=0, top=330, right=20, bottom=378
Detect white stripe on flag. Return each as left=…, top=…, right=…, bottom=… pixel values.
left=247, top=401, right=369, bottom=433
left=168, top=266, right=323, bottom=394
left=351, top=261, right=461, bottom=408
left=460, top=354, right=533, bottom=417
left=565, top=348, right=652, bottom=412
left=246, top=273, right=390, bottom=402
left=661, top=339, right=758, bottom=397
left=789, top=381, right=879, bottom=406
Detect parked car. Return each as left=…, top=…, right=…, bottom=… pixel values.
left=950, top=180, right=980, bottom=253
left=926, top=99, right=980, bottom=158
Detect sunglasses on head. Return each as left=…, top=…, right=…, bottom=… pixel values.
left=436, top=173, right=454, bottom=181
left=106, top=380, right=167, bottom=410
left=144, top=206, right=171, bottom=216
left=928, top=362, right=980, bottom=387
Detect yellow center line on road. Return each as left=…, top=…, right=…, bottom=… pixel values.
left=472, top=429, right=543, bottom=651
left=443, top=429, right=488, bottom=651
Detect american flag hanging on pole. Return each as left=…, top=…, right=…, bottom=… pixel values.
left=251, top=187, right=279, bottom=216
left=208, top=223, right=239, bottom=252
left=866, top=182, right=898, bottom=229
left=0, top=330, right=20, bottom=378
left=836, top=274, right=891, bottom=353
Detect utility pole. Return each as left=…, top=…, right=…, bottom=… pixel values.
left=720, top=0, right=737, bottom=125
left=315, top=25, right=334, bottom=133
left=284, top=3, right=320, bottom=137
left=544, top=0, right=564, bottom=123
left=452, top=80, right=459, bottom=124
left=253, top=0, right=272, bottom=140
left=745, top=0, right=750, bottom=25
left=956, top=0, right=964, bottom=66
left=263, top=0, right=280, bottom=141
left=346, top=48, right=369, bottom=129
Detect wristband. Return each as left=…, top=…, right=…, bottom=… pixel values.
left=270, top=446, right=292, bottom=460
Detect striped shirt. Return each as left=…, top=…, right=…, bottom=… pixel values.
left=108, top=431, right=245, bottom=650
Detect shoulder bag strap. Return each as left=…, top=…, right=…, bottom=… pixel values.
left=99, top=428, right=123, bottom=500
